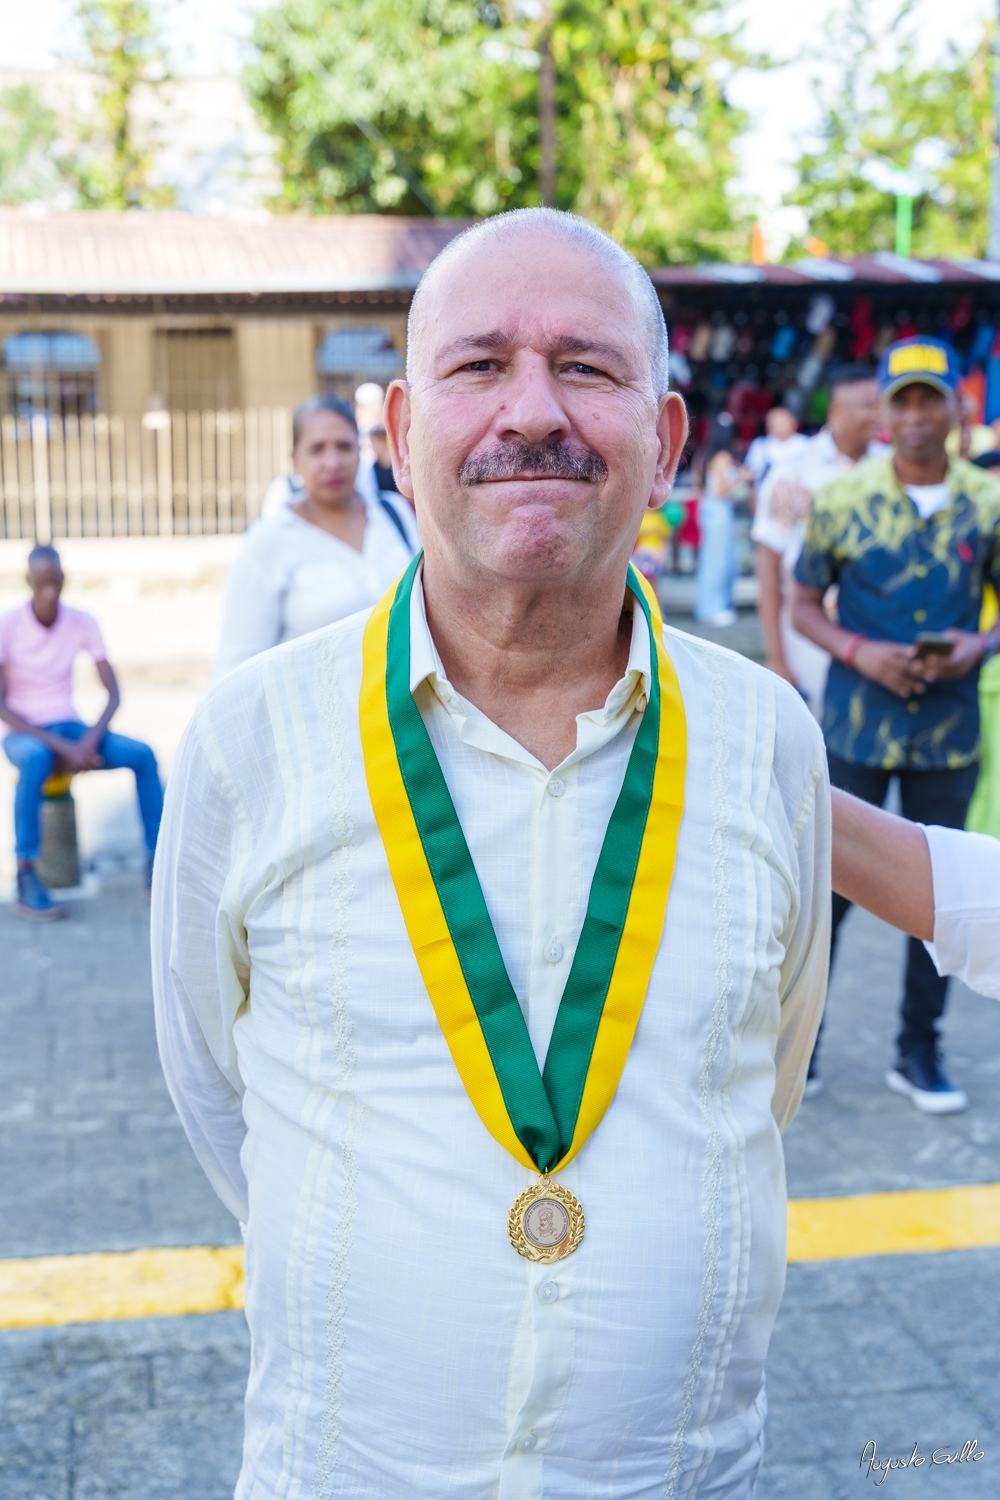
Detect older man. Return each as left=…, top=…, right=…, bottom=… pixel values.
left=153, top=209, right=829, bottom=1499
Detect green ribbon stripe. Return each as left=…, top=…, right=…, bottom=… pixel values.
left=385, top=558, right=661, bottom=1174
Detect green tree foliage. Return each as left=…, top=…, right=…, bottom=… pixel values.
left=245, top=0, right=753, bottom=263
left=785, top=0, right=992, bottom=259
left=0, top=2, right=173, bottom=211
left=72, top=0, right=174, bottom=208
left=0, top=86, right=62, bottom=205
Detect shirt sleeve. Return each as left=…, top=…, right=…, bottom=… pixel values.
left=771, top=721, right=832, bottom=1132
left=793, top=498, right=839, bottom=592
left=213, top=532, right=287, bottom=682
left=922, top=824, right=1000, bottom=1001
left=751, top=467, right=794, bottom=555
left=150, top=711, right=251, bottom=1222
left=80, top=612, right=109, bottom=663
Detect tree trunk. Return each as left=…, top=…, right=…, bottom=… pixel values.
left=539, top=22, right=556, bottom=208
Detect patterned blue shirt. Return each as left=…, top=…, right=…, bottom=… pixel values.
left=794, top=456, right=1000, bottom=769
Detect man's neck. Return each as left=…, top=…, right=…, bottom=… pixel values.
left=828, top=427, right=868, bottom=464
left=421, top=557, right=634, bottom=771
left=893, top=451, right=949, bottom=487
left=31, top=601, right=58, bottom=628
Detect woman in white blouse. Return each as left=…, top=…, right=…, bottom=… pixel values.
left=832, top=789, right=1000, bottom=1000
left=214, top=395, right=418, bottom=680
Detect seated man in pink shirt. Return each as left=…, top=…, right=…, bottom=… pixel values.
left=0, top=544, right=163, bottom=920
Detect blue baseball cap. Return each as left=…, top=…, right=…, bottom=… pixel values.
left=877, top=336, right=959, bottom=400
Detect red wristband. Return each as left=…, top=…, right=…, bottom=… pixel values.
left=842, top=633, right=866, bottom=670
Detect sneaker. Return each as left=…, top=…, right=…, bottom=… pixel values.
left=704, top=609, right=738, bottom=628
left=885, top=1053, right=967, bottom=1115
left=13, top=865, right=69, bottom=922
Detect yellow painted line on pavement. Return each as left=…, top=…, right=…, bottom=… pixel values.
left=3, top=1184, right=1000, bottom=1331
left=0, top=1245, right=244, bottom=1331
left=787, top=1181, right=1000, bottom=1262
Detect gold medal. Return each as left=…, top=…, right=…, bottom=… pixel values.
left=507, top=1176, right=585, bottom=1262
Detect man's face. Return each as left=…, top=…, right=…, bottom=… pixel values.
left=883, top=383, right=953, bottom=465
left=28, top=561, right=63, bottom=626
left=828, top=379, right=880, bottom=456
left=387, top=232, right=687, bottom=589
left=766, top=407, right=797, bottom=442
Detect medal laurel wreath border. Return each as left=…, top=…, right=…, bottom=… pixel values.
left=508, top=1178, right=586, bottom=1263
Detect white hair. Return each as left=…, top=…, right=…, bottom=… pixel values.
left=406, top=208, right=670, bottom=397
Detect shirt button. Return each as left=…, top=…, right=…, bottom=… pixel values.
left=636, top=693, right=648, bottom=713
left=547, top=777, right=566, bottom=798
left=914, top=610, right=927, bottom=623
left=914, top=566, right=928, bottom=578
left=537, top=1280, right=559, bottom=1303
left=543, top=940, right=564, bottom=964
left=908, top=701, right=920, bottom=714
left=517, top=1434, right=538, bottom=1453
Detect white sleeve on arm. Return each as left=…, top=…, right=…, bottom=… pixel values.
left=772, top=742, right=832, bottom=1131
left=151, top=712, right=252, bottom=1222
left=212, top=538, right=286, bottom=682
left=922, top=824, right=1000, bottom=1001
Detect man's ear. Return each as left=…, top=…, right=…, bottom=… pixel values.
left=384, top=381, right=414, bottom=502
left=649, top=392, right=689, bottom=509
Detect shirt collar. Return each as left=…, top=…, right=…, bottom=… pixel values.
left=875, top=454, right=964, bottom=505
left=408, top=563, right=652, bottom=769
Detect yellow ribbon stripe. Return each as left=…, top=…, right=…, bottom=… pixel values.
left=360, top=584, right=537, bottom=1171
left=561, top=571, right=686, bottom=1167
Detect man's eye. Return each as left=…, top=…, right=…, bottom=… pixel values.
left=464, top=360, right=495, bottom=372
left=569, top=363, right=601, bottom=376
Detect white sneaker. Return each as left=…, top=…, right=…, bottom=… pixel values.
left=885, top=1059, right=967, bottom=1115
left=704, top=609, right=737, bottom=628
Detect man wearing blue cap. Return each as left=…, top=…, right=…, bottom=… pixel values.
left=791, top=335, right=1000, bottom=1112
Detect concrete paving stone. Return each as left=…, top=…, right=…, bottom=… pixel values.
left=781, top=1306, right=951, bottom=1398
left=0, top=1417, right=72, bottom=1500
left=778, top=1259, right=884, bottom=1313
left=868, top=1249, right=1000, bottom=1354
left=0, top=1354, right=151, bottom=1423
left=150, top=1346, right=250, bottom=1407
left=761, top=1384, right=996, bottom=1469
left=71, top=1400, right=245, bottom=1500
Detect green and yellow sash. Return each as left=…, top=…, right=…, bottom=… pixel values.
left=360, top=559, right=686, bottom=1175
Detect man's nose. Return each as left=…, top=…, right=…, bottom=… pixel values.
left=493, top=352, right=571, bottom=446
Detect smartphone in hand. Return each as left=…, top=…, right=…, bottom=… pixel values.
left=914, top=632, right=955, bottom=659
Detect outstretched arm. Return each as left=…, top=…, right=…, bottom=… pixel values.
left=831, top=788, right=933, bottom=941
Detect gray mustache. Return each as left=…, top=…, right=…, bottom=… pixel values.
left=459, top=441, right=608, bottom=486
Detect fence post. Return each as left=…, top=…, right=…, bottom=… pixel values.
left=31, top=414, right=52, bottom=544
left=154, top=413, right=173, bottom=536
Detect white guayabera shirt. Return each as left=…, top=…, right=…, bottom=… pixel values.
left=923, top=825, right=1000, bottom=1001
left=152, top=574, right=830, bottom=1500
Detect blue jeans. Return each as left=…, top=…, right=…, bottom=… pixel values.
left=3, top=720, right=163, bottom=863
left=694, top=495, right=737, bottom=621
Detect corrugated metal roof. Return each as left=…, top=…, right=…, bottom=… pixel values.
left=0, top=209, right=468, bottom=295
left=0, top=208, right=996, bottom=296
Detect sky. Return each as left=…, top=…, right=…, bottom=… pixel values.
left=2, top=0, right=992, bottom=221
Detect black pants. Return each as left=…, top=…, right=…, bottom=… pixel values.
left=823, top=754, right=980, bottom=1062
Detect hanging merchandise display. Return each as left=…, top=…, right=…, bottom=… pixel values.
left=689, top=323, right=712, bottom=362
left=771, top=325, right=797, bottom=362
left=709, top=323, right=736, bottom=362
left=805, top=293, right=835, bottom=336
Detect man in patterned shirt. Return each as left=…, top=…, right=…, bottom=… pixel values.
left=792, top=336, right=1000, bottom=1112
